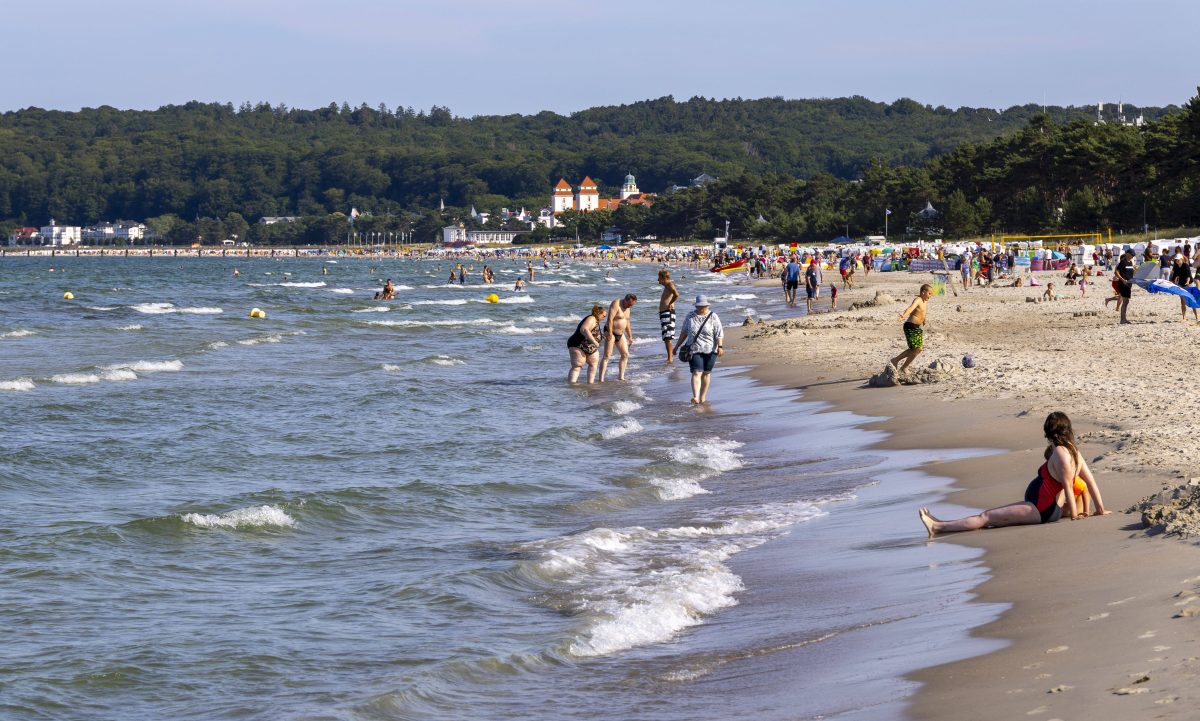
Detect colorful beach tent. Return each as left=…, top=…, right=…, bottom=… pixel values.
left=1051, top=251, right=1067, bottom=259
left=830, top=235, right=851, bottom=244
left=598, top=244, right=612, bottom=250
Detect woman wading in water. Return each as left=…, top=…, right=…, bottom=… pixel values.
left=919, top=412, right=1110, bottom=538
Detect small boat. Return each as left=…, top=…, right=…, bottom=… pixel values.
left=710, top=259, right=746, bottom=274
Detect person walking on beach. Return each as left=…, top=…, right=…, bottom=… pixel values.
left=566, top=304, right=606, bottom=384
left=919, top=412, right=1110, bottom=538
left=959, top=251, right=971, bottom=292
left=599, top=293, right=637, bottom=382
left=1114, top=248, right=1135, bottom=324
left=782, top=257, right=801, bottom=306
left=676, top=295, right=724, bottom=404
left=890, top=284, right=934, bottom=374
left=805, top=256, right=823, bottom=313
left=658, top=269, right=680, bottom=363
left=1170, top=254, right=1198, bottom=321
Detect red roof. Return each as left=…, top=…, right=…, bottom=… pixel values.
left=554, top=178, right=572, bottom=191
left=578, top=176, right=598, bottom=193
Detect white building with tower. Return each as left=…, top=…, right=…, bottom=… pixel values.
left=551, top=175, right=655, bottom=218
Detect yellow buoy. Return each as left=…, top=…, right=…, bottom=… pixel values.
left=485, top=294, right=500, bottom=304
left=63, top=291, right=74, bottom=300
left=249, top=308, right=266, bottom=318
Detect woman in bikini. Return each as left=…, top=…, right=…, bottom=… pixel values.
left=919, top=412, right=1110, bottom=538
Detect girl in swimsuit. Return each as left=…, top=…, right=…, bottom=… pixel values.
left=919, top=412, right=1110, bottom=539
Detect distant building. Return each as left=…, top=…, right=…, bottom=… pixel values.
left=551, top=174, right=655, bottom=217
left=7, top=227, right=39, bottom=246
left=692, top=172, right=717, bottom=186
left=441, top=224, right=530, bottom=245
left=39, top=220, right=82, bottom=246
left=259, top=216, right=299, bottom=225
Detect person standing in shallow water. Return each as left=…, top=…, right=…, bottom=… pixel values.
left=599, top=293, right=637, bottom=382
left=657, top=269, right=679, bottom=363
left=920, top=412, right=1110, bottom=538
left=890, top=283, right=933, bottom=374
left=676, top=295, right=724, bottom=404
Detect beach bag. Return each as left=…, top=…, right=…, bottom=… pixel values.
left=676, top=314, right=712, bottom=363
left=579, top=335, right=599, bottom=355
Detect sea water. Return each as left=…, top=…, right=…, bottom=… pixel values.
left=0, top=257, right=1002, bottom=720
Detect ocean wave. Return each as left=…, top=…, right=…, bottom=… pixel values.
left=369, top=318, right=495, bottom=328
left=352, top=306, right=390, bottom=313
left=521, top=499, right=828, bottom=658
left=329, top=288, right=355, bottom=294
left=427, top=355, right=465, bottom=366
left=278, top=281, right=326, bottom=288
left=238, top=334, right=283, bottom=345
left=382, top=364, right=402, bottom=372
left=207, top=341, right=229, bottom=349
left=602, top=418, right=644, bottom=440
left=117, top=324, right=143, bottom=331
left=85, top=305, right=117, bottom=311
left=497, top=295, right=534, bottom=304
left=610, top=401, right=642, bottom=415
left=668, top=439, right=744, bottom=472
left=1, top=329, right=36, bottom=339
left=180, top=505, right=296, bottom=529
left=50, top=369, right=137, bottom=384
left=0, top=378, right=36, bottom=391
left=409, top=299, right=470, bottom=306
left=129, top=303, right=222, bottom=315
left=494, top=325, right=552, bottom=335
left=646, top=474, right=712, bottom=501
left=530, top=315, right=578, bottom=323
left=108, top=360, right=183, bottom=373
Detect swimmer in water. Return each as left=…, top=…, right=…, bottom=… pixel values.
left=232, top=268, right=240, bottom=277
left=514, top=278, right=526, bottom=292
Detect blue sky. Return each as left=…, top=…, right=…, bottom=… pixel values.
left=5, top=0, right=1197, bottom=115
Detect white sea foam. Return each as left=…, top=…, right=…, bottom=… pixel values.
left=522, top=498, right=829, bottom=658
left=428, top=355, right=465, bottom=366
left=1, top=329, right=36, bottom=339
left=611, top=401, right=642, bottom=415
left=668, top=439, right=744, bottom=472
left=369, top=318, right=495, bottom=328
left=238, top=334, right=283, bottom=346
left=207, top=341, right=229, bottom=349
left=409, top=299, right=470, bottom=306
left=278, top=281, right=326, bottom=288
left=131, top=302, right=176, bottom=314
left=51, top=368, right=137, bottom=384
left=108, top=360, right=183, bottom=373
left=382, top=364, right=402, bottom=372
left=117, top=324, right=143, bottom=331
left=602, top=418, right=644, bottom=439
left=530, top=315, right=578, bottom=323
left=85, top=306, right=117, bottom=311
left=329, top=288, right=355, bottom=294
left=352, top=306, right=390, bottom=313
left=714, top=293, right=758, bottom=301
left=646, top=474, right=712, bottom=501
left=0, top=378, right=36, bottom=391
left=494, top=325, right=552, bottom=335
left=180, top=505, right=296, bottom=529
left=497, top=295, right=534, bottom=304
left=177, top=306, right=223, bottom=314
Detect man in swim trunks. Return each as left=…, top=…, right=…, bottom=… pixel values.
left=658, top=270, right=679, bottom=363
left=599, top=293, right=637, bottom=382
left=889, top=283, right=933, bottom=374
left=782, top=257, right=801, bottom=306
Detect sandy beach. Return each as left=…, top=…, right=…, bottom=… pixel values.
left=729, top=267, right=1200, bottom=718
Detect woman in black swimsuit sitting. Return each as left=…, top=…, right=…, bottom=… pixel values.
left=567, top=305, right=606, bottom=384
left=919, top=412, right=1110, bottom=539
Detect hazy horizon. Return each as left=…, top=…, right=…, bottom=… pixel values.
left=3, top=0, right=1196, bottom=117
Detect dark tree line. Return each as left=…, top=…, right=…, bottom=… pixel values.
left=0, top=93, right=1191, bottom=244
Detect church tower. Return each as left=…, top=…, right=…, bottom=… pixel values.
left=576, top=176, right=599, bottom=212
left=619, top=173, right=640, bottom=200
left=552, top=178, right=574, bottom=215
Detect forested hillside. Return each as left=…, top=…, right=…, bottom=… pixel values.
left=0, top=94, right=1192, bottom=244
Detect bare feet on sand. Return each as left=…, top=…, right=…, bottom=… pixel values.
left=919, top=507, right=937, bottom=539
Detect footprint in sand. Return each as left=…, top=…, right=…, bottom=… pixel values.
left=1153, top=645, right=1172, bottom=652
left=1086, top=612, right=1109, bottom=621
left=1108, top=596, right=1137, bottom=606
left=1023, top=662, right=1044, bottom=670
left=1047, top=684, right=1073, bottom=693
left=1155, top=696, right=1178, bottom=705
left=1045, top=645, right=1069, bottom=654
left=1025, top=705, right=1048, bottom=715
left=1035, top=673, right=1052, bottom=679
left=1138, top=631, right=1157, bottom=639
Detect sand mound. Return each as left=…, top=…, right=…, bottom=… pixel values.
left=850, top=291, right=896, bottom=311
left=1128, top=479, right=1200, bottom=538
left=869, top=358, right=959, bottom=387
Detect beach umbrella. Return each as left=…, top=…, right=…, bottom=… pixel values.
left=1051, top=251, right=1067, bottom=259
left=598, top=244, right=612, bottom=250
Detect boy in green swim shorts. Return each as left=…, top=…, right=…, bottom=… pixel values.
left=890, top=284, right=933, bottom=374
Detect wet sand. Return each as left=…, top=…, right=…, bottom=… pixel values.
left=728, top=267, right=1200, bottom=718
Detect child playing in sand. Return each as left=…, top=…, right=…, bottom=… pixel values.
left=1079, top=265, right=1090, bottom=297
left=830, top=284, right=838, bottom=310
left=1042, top=282, right=1056, bottom=302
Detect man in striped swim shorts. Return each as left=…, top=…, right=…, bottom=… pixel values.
left=658, top=268, right=679, bottom=363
